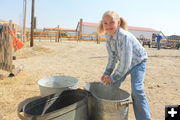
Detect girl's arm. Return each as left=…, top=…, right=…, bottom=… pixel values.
left=104, top=41, right=117, bottom=76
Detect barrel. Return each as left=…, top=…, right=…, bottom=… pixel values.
left=85, top=82, right=132, bottom=120
left=38, top=76, right=78, bottom=96
left=18, top=89, right=88, bottom=120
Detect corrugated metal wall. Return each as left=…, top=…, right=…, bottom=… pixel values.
left=128, top=30, right=160, bottom=39
left=82, top=26, right=97, bottom=34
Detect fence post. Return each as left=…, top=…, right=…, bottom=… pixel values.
left=79, top=19, right=83, bottom=41
left=59, top=29, right=62, bottom=42
left=96, top=32, right=100, bottom=44
left=56, top=31, right=58, bottom=42
left=0, top=23, right=13, bottom=72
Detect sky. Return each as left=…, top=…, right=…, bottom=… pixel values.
left=1, top=0, right=180, bottom=36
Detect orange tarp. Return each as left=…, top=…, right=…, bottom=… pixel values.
left=8, top=29, right=24, bottom=50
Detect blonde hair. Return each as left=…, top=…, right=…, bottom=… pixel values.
left=97, top=11, right=128, bottom=34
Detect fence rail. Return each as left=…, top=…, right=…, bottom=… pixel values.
left=16, top=30, right=180, bottom=49
left=17, top=30, right=107, bottom=43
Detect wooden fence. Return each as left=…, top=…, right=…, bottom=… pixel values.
left=16, top=29, right=180, bottom=49
left=17, top=30, right=107, bottom=44
left=141, top=38, right=180, bottom=49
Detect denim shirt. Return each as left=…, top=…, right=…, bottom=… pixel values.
left=104, top=28, right=148, bottom=82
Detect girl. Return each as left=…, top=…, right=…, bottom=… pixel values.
left=98, top=11, right=151, bottom=120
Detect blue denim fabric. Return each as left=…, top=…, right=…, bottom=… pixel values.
left=156, top=34, right=162, bottom=50
left=104, top=28, right=148, bottom=79
left=111, top=61, right=151, bottom=120
left=157, top=41, right=161, bottom=50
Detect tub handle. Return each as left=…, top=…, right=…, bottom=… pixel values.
left=120, top=99, right=133, bottom=106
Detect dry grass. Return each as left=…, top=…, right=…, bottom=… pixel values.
left=0, top=41, right=180, bottom=120
left=14, top=43, right=53, bottom=59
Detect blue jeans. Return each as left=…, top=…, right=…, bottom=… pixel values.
left=111, top=61, right=151, bottom=120
left=157, top=41, right=161, bottom=50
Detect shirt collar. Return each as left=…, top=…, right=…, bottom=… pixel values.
left=107, top=27, right=120, bottom=41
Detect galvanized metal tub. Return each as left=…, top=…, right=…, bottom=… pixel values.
left=18, top=89, right=88, bottom=120
left=38, top=76, right=78, bottom=96
left=85, top=82, right=132, bottom=120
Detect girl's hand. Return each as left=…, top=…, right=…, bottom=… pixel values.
left=101, top=74, right=106, bottom=81
left=101, top=74, right=112, bottom=85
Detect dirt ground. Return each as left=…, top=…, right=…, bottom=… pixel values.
left=0, top=41, right=180, bottom=120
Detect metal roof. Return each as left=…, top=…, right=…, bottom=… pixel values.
left=82, top=22, right=160, bottom=32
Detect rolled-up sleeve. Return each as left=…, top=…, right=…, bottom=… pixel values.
left=104, top=41, right=117, bottom=76
left=112, top=36, right=133, bottom=81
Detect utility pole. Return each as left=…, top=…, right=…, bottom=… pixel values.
left=22, top=0, right=27, bottom=42
left=30, top=0, right=35, bottom=47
